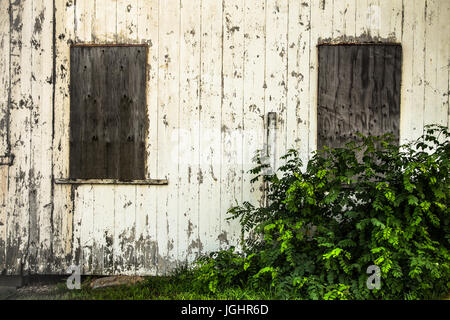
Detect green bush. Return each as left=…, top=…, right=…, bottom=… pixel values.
left=193, top=125, right=450, bottom=299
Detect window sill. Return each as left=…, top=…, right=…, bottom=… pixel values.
left=0, top=154, right=14, bottom=166
left=54, top=178, right=168, bottom=185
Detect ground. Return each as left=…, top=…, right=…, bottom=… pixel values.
left=1, top=276, right=448, bottom=300
left=0, top=275, right=275, bottom=300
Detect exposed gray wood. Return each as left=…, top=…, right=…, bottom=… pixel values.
left=317, top=44, right=402, bottom=151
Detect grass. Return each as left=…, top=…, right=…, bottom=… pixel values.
left=12, top=271, right=450, bottom=300
left=62, top=271, right=275, bottom=300
left=59, top=279, right=274, bottom=300
left=15, top=268, right=276, bottom=300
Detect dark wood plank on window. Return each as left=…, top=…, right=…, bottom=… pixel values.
left=69, top=47, right=83, bottom=178
left=86, top=47, right=103, bottom=178
left=69, top=46, right=147, bottom=180
left=317, top=44, right=402, bottom=152
left=104, top=47, right=121, bottom=179
left=117, top=47, right=147, bottom=180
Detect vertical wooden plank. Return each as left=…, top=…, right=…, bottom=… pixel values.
left=309, top=0, right=333, bottom=156
left=116, top=0, right=126, bottom=42
left=0, top=0, right=10, bottom=156
left=0, top=166, right=7, bottom=272
left=132, top=46, right=148, bottom=179
left=265, top=0, right=288, bottom=168
left=140, top=0, right=158, bottom=180
left=74, top=0, right=83, bottom=42
left=69, top=47, right=87, bottom=178
left=52, top=1, right=73, bottom=264
left=333, top=0, right=346, bottom=39
left=116, top=0, right=139, bottom=43
left=75, top=0, right=95, bottom=43
left=355, top=0, right=369, bottom=37
left=113, top=47, right=144, bottom=274
left=90, top=1, right=117, bottom=275
left=366, top=0, right=380, bottom=38
left=30, top=0, right=54, bottom=273
left=19, top=0, right=34, bottom=274
left=106, top=0, right=117, bottom=43
left=424, top=0, right=439, bottom=127
left=92, top=0, right=116, bottom=43
left=114, top=185, right=136, bottom=275
left=6, top=0, right=32, bottom=274
left=89, top=50, right=117, bottom=276
left=401, top=0, right=426, bottom=142
left=93, top=48, right=108, bottom=178
left=71, top=185, right=82, bottom=269
left=73, top=2, right=106, bottom=274
left=54, top=0, right=74, bottom=179
left=70, top=185, right=84, bottom=272
left=287, top=0, right=311, bottom=168
left=347, top=0, right=357, bottom=38
left=103, top=47, right=121, bottom=175
left=79, top=185, right=94, bottom=274
left=148, top=0, right=161, bottom=272
left=221, top=0, right=244, bottom=250
left=39, top=0, right=56, bottom=272
left=157, top=0, right=180, bottom=274
left=52, top=182, right=74, bottom=274
left=0, top=0, right=10, bottom=274
left=400, top=0, right=412, bottom=144
left=424, top=0, right=449, bottom=128
left=93, top=0, right=105, bottom=42
left=178, top=0, right=201, bottom=264
left=135, top=0, right=159, bottom=275
left=84, top=0, right=95, bottom=43
left=70, top=48, right=94, bottom=276
left=53, top=0, right=75, bottom=274
left=242, top=0, right=265, bottom=209
left=438, top=0, right=450, bottom=129
left=136, top=185, right=157, bottom=275
left=198, top=0, right=224, bottom=254
left=333, top=0, right=356, bottom=39
left=126, top=0, right=138, bottom=42
left=91, top=185, right=114, bottom=275
left=113, top=7, right=139, bottom=274
left=379, top=0, right=403, bottom=40
left=127, top=46, right=145, bottom=272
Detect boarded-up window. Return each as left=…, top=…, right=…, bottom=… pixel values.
left=317, top=44, right=402, bottom=151
left=69, top=45, right=148, bottom=179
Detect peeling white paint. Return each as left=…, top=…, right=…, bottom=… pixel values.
left=0, top=0, right=449, bottom=276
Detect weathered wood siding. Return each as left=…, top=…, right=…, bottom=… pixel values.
left=0, top=0, right=449, bottom=276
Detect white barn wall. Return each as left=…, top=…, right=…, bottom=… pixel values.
left=0, top=0, right=449, bottom=276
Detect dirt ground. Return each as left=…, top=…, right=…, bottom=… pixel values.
left=0, top=283, right=63, bottom=300
left=0, top=275, right=144, bottom=300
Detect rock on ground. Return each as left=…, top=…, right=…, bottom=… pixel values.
left=89, top=275, right=145, bottom=289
